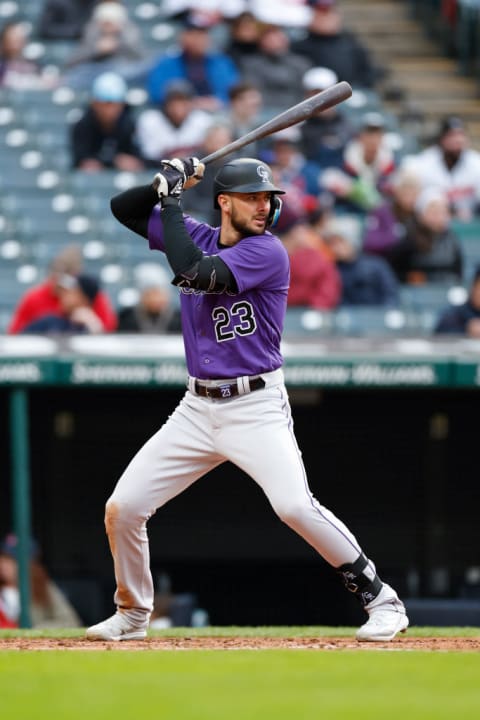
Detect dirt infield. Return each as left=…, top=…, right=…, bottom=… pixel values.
left=1, top=636, right=479, bottom=651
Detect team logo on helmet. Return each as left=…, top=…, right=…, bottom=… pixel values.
left=257, top=165, right=270, bottom=182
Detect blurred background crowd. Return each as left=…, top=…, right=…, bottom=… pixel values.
left=2, top=0, right=480, bottom=340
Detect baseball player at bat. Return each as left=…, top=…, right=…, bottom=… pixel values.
left=86, top=156, right=408, bottom=642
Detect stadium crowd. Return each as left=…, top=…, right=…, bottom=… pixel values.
left=2, top=0, right=480, bottom=337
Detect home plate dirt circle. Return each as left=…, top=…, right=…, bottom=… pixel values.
left=1, top=636, right=479, bottom=651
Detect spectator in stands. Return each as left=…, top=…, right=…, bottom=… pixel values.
left=299, top=66, right=355, bottom=171
left=306, top=197, right=337, bottom=253
left=136, top=79, right=213, bottom=168
left=292, top=0, right=379, bottom=88
left=182, top=123, right=235, bottom=225
left=8, top=245, right=117, bottom=334
left=363, top=167, right=421, bottom=259
left=147, top=14, right=239, bottom=112
left=435, top=266, right=480, bottom=336
left=265, top=126, right=320, bottom=205
left=224, top=10, right=261, bottom=68
left=0, top=533, right=82, bottom=629
left=343, top=112, right=396, bottom=196
left=388, top=187, right=463, bottom=285
left=237, top=23, right=312, bottom=110
left=21, top=273, right=105, bottom=335
left=70, top=71, right=144, bottom=172
left=117, top=263, right=181, bottom=334
left=321, top=112, right=395, bottom=213
left=215, top=81, right=263, bottom=157
left=0, top=20, right=55, bottom=89
left=62, top=1, right=147, bottom=89
left=400, top=116, right=480, bottom=221
left=0, top=548, right=17, bottom=628
left=37, top=0, right=97, bottom=40
left=323, top=215, right=400, bottom=306
left=277, top=206, right=341, bottom=310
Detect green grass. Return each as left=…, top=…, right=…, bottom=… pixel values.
left=1, top=627, right=480, bottom=720
left=1, top=624, right=480, bottom=639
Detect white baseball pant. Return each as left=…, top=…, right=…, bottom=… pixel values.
left=104, top=369, right=374, bottom=623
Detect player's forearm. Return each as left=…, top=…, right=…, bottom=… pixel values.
left=161, top=199, right=203, bottom=277
left=110, top=184, right=159, bottom=239
left=161, top=200, right=237, bottom=292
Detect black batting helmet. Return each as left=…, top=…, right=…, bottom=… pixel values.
left=213, top=158, right=285, bottom=227
left=213, top=158, right=284, bottom=206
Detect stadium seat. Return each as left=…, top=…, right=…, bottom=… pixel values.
left=283, top=307, right=335, bottom=337
left=333, top=306, right=421, bottom=336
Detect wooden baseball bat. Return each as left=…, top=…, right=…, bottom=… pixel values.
left=199, top=81, right=352, bottom=166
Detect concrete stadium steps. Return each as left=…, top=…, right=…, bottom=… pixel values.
left=341, top=0, right=480, bottom=146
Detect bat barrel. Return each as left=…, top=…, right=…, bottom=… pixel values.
left=200, top=81, right=352, bottom=166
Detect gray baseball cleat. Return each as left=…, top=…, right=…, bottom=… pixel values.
left=356, top=584, right=409, bottom=642
left=86, top=612, right=148, bottom=641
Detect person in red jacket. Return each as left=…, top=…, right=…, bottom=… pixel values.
left=278, top=211, right=341, bottom=310
left=8, top=244, right=117, bottom=333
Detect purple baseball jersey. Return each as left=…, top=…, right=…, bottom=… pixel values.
left=148, top=207, right=290, bottom=379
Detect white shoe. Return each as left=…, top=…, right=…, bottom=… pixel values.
left=86, top=612, right=148, bottom=641
left=356, top=585, right=409, bottom=642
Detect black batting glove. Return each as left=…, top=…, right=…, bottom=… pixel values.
left=153, top=159, right=186, bottom=202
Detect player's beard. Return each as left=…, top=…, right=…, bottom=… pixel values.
left=230, top=206, right=267, bottom=236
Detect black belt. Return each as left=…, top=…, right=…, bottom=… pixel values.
left=194, top=376, right=265, bottom=399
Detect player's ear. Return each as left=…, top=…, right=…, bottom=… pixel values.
left=217, top=194, right=231, bottom=213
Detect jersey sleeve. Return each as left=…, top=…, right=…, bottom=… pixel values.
left=219, top=234, right=290, bottom=293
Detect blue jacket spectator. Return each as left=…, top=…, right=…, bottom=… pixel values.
left=323, top=216, right=400, bottom=306
left=147, top=16, right=239, bottom=111
left=435, top=268, right=480, bottom=336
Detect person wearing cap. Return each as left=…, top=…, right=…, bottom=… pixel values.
left=435, top=266, right=480, bottom=336
left=117, top=262, right=182, bottom=334
left=147, top=13, right=239, bottom=111
left=21, top=272, right=107, bottom=335
left=136, top=79, right=214, bottom=167
left=399, top=116, right=480, bottom=221
left=236, top=23, right=312, bottom=110
left=70, top=71, right=144, bottom=171
left=343, top=113, right=395, bottom=191
left=321, top=111, right=395, bottom=213
left=291, top=0, right=379, bottom=89
left=299, top=66, right=354, bottom=170
left=8, top=246, right=117, bottom=333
